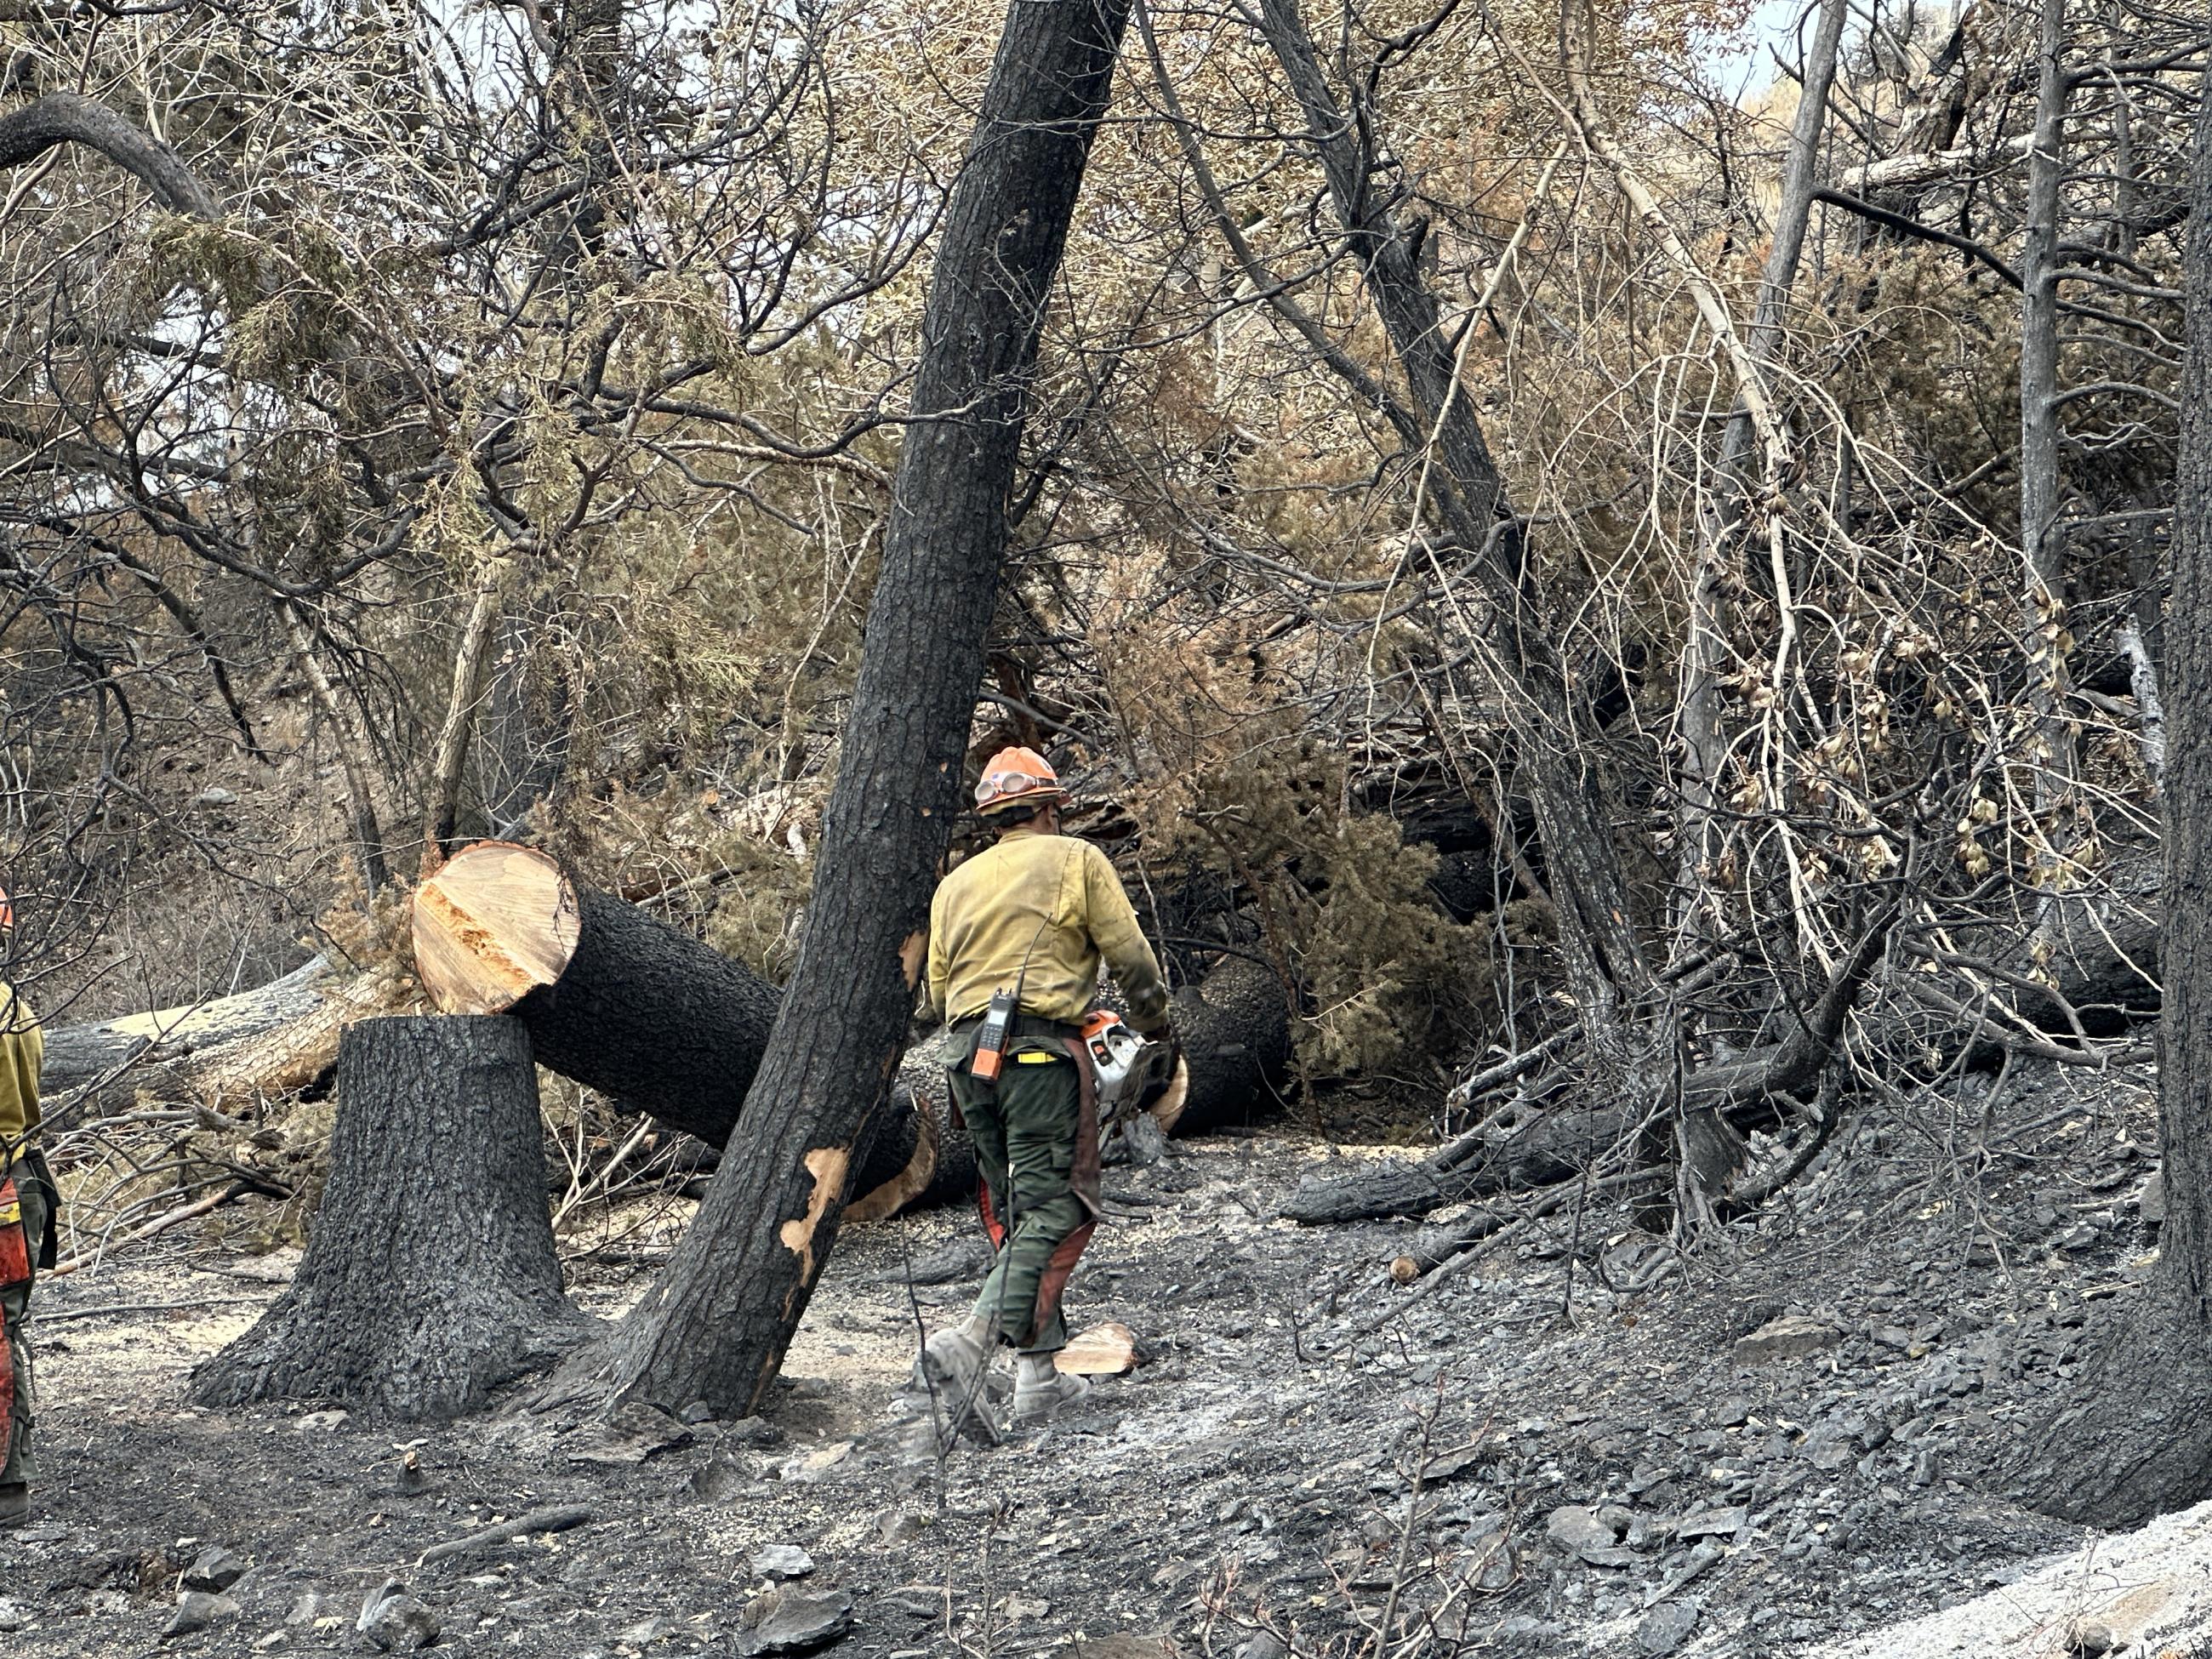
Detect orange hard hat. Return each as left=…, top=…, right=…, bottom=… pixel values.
left=0, top=884, right=11, bottom=932
left=974, top=746, right=1068, bottom=816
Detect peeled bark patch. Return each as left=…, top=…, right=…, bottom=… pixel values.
left=778, top=1148, right=850, bottom=1285
left=189, top=1015, right=581, bottom=1418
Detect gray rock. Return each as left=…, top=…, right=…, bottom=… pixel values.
left=1637, top=1601, right=1698, bottom=1656
left=1547, top=1505, right=1619, bottom=1554
left=752, top=1544, right=816, bottom=1581
left=679, top=1400, right=717, bottom=1425
left=564, top=1401, right=695, bottom=1466
left=163, top=1593, right=241, bottom=1639
left=192, top=787, right=239, bottom=807
left=1714, top=1398, right=1752, bottom=1428
left=733, top=1586, right=853, bottom=1656
left=619, top=1617, right=670, bottom=1645
left=691, top=1457, right=754, bottom=1502
left=0, top=1600, right=22, bottom=1634
left=1732, top=1316, right=1840, bottom=1365
left=875, top=1508, right=928, bottom=1545
left=1236, top=1634, right=1289, bottom=1659
left=726, top=1417, right=786, bottom=1449
left=1673, top=1507, right=1747, bottom=1541
left=1473, top=1537, right=1516, bottom=1593
left=2141, top=1172, right=2166, bottom=1226
left=287, top=1591, right=332, bottom=1626
left=183, top=1546, right=248, bottom=1592
left=358, top=1594, right=441, bottom=1651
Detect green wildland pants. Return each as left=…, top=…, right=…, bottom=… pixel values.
left=946, top=1035, right=1099, bottom=1354
left=1, top=1154, right=48, bottom=1492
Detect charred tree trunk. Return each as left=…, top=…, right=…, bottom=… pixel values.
left=413, top=841, right=780, bottom=1147
left=2009, top=81, right=2212, bottom=1528
left=546, top=0, right=1140, bottom=1418
left=190, top=1017, right=579, bottom=1418
left=38, top=955, right=334, bottom=1094
left=1154, top=957, right=1293, bottom=1136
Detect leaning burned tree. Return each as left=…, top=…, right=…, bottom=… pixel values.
left=2010, top=78, right=2212, bottom=1530
left=191, top=1017, right=579, bottom=1417
left=545, top=0, right=1145, bottom=1416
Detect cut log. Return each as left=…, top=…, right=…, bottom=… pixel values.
left=1154, top=956, right=1293, bottom=1137
left=1390, top=1206, right=1508, bottom=1280
left=189, top=1015, right=583, bottom=1417
left=1056, top=1320, right=1139, bottom=1376
left=413, top=841, right=780, bottom=1148
left=38, top=955, right=334, bottom=1093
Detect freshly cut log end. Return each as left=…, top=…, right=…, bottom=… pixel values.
left=412, top=840, right=781, bottom=1150
left=189, top=1015, right=584, bottom=1419
left=1146, top=1055, right=1191, bottom=1135
left=413, top=841, right=583, bottom=1016
left=845, top=1082, right=940, bottom=1224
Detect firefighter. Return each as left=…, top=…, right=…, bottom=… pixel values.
left=916, top=747, right=1172, bottom=1439
left=0, top=885, right=48, bottom=1529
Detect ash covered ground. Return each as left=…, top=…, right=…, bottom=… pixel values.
left=0, top=1058, right=2162, bottom=1656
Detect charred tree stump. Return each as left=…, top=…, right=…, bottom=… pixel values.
left=190, top=1016, right=580, bottom=1418
left=413, top=841, right=780, bottom=1148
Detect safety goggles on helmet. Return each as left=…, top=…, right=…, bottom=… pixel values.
left=974, top=746, right=1068, bottom=815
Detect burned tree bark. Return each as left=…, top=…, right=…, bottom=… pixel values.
left=2009, top=81, right=2212, bottom=1528
left=542, top=0, right=1143, bottom=1419
left=1153, top=957, right=1293, bottom=1137
left=190, top=1016, right=579, bottom=1418
left=413, top=841, right=780, bottom=1147
left=0, top=92, right=221, bottom=218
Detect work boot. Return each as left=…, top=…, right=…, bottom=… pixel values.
left=1012, top=1362, right=1092, bottom=1427
left=914, top=1328, right=1001, bottom=1450
left=0, top=1485, right=28, bottom=1528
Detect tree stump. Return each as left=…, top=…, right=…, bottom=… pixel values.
left=190, top=1016, right=580, bottom=1418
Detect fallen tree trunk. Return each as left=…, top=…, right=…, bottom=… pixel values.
left=190, top=1016, right=582, bottom=1417
left=38, top=955, right=335, bottom=1094
left=413, top=841, right=780, bottom=1149
left=1155, top=957, right=1294, bottom=1137
left=1284, top=1102, right=1643, bottom=1224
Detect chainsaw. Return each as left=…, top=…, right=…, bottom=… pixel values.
left=1077, top=1010, right=1177, bottom=1124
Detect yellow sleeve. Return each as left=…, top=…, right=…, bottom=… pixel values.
left=926, top=883, right=950, bottom=1022
left=1083, top=843, right=1170, bottom=1032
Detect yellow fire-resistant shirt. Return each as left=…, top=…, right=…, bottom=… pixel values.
left=0, top=981, right=41, bottom=1157
left=927, top=829, right=1170, bottom=1032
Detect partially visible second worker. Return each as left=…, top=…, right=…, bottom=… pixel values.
left=0, top=884, right=51, bottom=1530
left=916, top=747, right=1172, bottom=1443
